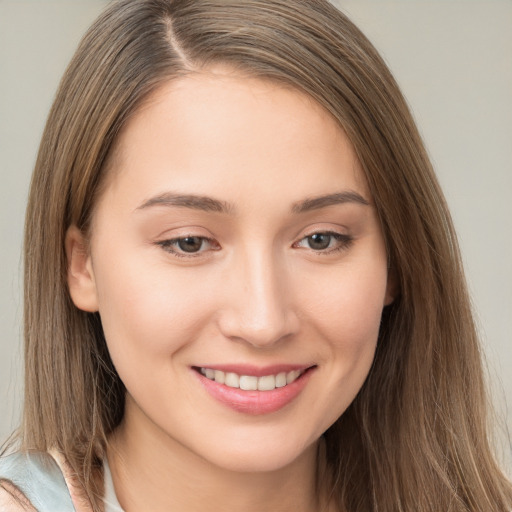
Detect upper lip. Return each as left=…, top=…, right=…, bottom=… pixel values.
left=192, top=364, right=315, bottom=377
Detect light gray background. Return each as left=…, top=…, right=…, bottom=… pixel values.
left=1, top=0, right=511, bottom=470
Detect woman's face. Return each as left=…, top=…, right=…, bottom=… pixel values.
left=68, top=69, right=393, bottom=473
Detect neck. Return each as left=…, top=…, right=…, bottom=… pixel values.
left=107, top=403, right=332, bottom=512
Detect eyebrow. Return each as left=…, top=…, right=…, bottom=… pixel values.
left=136, top=193, right=233, bottom=214
left=291, top=191, right=370, bottom=213
left=136, top=190, right=370, bottom=215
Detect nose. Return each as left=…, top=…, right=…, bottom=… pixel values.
left=217, top=248, right=299, bottom=348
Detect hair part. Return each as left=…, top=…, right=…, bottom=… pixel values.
left=14, top=0, right=512, bottom=510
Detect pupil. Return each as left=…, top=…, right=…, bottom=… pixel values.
left=308, top=233, right=331, bottom=250
left=178, top=237, right=203, bottom=253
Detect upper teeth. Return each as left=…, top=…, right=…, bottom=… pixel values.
left=199, top=368, right=304, bottom=391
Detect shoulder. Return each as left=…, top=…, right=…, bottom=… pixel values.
left=0, top=451, right=93, bottom=512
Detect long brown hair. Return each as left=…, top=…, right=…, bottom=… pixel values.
left=11, top=0, right=512, bottom=510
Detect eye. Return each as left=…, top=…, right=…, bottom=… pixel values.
left=294, top=232, right=353, bottom=253
left=156, top=236, right=219, bottom=257
left=176, top=236, right=206, bottom=253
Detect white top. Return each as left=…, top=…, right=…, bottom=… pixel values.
left=103, top=458, right=126, bottom=512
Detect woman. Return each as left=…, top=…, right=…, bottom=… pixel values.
left=1, top=0, right=510, bottom=510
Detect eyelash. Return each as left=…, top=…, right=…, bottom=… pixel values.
left=155, top=236, right=220, bottom=258
left=155, top=231, right=353, bottom=258
left=293, top=231, right=354, bottom=254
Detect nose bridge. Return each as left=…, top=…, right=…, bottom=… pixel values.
left=219, top=243, right=297, bottom=347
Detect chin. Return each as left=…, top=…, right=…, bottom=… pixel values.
left=195, top=433, right=319, bottom=474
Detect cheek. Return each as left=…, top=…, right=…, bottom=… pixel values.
left=92, top=250, right=213, bottom=368
left=301, top=260, right=387, bottom=398
left=303, top=259, right=388, bottom=346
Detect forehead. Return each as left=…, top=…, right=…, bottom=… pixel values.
left=99, top=68, right=369, bottom=213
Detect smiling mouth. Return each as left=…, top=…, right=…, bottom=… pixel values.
left=193, top=365, right=316, bottom=414
left=193, top=366, right=313, bottom=391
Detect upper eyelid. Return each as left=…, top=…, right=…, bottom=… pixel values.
left=293, top=221, right=350, bottom=237
left=301, top=228, right=345, bottom=236
left=154, top=224, right=213, bottom=239
left=296, top=228, right=350, bottom=241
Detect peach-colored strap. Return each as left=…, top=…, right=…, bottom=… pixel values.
left=48, top=450, right=94, bottom=512
left=0, top=481, right=37, bottom=512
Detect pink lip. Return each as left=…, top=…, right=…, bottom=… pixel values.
left=193, top=365, right=315, bottom=415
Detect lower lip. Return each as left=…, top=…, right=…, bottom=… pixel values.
left=195, top=368, right=315, bottom=415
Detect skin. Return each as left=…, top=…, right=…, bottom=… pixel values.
left=67, top=68, right=394, bottom=512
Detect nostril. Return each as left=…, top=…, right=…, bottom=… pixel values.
left=217, top=311, right=299, bottom=349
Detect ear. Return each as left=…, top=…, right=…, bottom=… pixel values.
left=384, top=267, right=399, bottom=306
left=65, top=225, right=99, bottom=312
